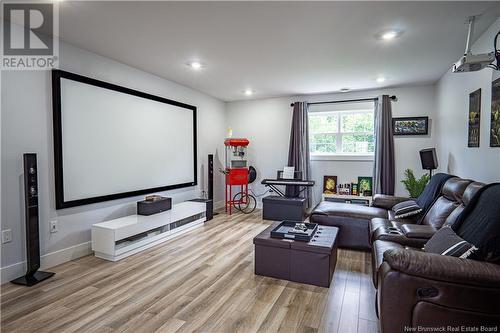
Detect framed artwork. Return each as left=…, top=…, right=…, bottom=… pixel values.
left=357, top=176, right=372, bottom=196
left=468, top=89, right=481, bottom=147
left=323, top=175, right=337, bottom=194
left=392, top=117, right=429, bottom=136
left=491, top=78, right=500, bottom=147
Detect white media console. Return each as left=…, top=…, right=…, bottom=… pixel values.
left=91, top=201, right=206, bottom=261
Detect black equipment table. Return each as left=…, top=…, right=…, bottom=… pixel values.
left=261, top=178, right=315, bottom=197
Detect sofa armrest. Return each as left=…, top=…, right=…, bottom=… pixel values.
left=400, top=224, right=437, bottom=239
left=371, top=194, right=409, bottom=210
left=383, top=248, right=500, bottom=288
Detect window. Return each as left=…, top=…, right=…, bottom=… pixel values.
left=309, top=106, right=374, bottom=157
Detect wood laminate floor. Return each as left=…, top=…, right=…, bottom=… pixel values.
left=0, top=210, right=379, bottom=333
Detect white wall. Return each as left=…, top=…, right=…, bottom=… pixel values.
left=1, top=42, right=226, bottom=282
left=226, top=84, right=436, bottom=204
left=434, top=18, right=500, bottom=182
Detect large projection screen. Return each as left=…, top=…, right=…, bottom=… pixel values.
left=52, top=70, right=197, bottom=209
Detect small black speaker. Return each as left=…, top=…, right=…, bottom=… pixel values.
left=137, top=197, right=172, bottom=216
left=419, top=148, right=438, bottom=170
left=11, top=153, right=54, bottom=286
left=208, top=154, right=214, bottom=200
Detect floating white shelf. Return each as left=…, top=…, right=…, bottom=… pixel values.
left=91, top=201, right=206, bottom=261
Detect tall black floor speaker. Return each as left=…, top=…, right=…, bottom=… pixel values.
left=208, top=154, right=214, bottom=200
left=11, top=153, right=54, bottom=286
left=208, top=154, right=218, bottom=217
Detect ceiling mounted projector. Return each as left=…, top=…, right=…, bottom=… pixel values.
left=452, top=16, right=496, bottom=73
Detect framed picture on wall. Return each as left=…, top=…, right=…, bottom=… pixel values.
left=467, top=88, right=481, bottom=147
left=357, top=176, right=373, bottom=196
left=491, top=78, right=500, bottom=147
left=392, top=116, right=429, bottom=135
left=323, top=175, right=337, bottom=194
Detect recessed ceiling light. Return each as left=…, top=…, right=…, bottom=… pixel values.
left=340, top=88, right=351, bottom=93
left=187, top=61, right=204, bottom=70
left=382, top=31, right=397, bottom=40
left=243, top=89, right=254, bottom=96
left=376, top=29, right=403, bottom=41
left=376, top=76, right=386, bottom=83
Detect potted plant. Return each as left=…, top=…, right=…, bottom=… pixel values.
left=401, top=169, right=430, bottom=198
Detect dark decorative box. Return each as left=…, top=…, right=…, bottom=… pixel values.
left=137, top=197, right=172, bottom=216
left=270, top=221, right=318, bottom=242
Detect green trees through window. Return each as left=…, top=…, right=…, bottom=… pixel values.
left=309, top=110, right=374, bottom=155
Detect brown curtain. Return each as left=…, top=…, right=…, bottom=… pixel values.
left=287, top=101, right=312, bottom=207
left=373, top=95, right=395, bottom=195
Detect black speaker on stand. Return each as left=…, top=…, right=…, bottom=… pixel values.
left=190, top=154, right=215, bottom=220
left=11, top=153, right=54, bottom=286
left=208, top=154, right=214, bottom=201
left=419, top=148, right=438, bottom=178
left=208, top=154, right=218, bottom=217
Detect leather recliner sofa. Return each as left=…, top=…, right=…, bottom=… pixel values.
left=375, top=183, right=500, bottom=332
left=371, top=180, right=484, bottom=247
left=370, top=180, right=485, bottom=286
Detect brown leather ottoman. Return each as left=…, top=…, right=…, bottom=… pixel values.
left=253, top=222, right=338, bottom=287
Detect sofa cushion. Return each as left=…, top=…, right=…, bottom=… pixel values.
left=443, top=181, right=486, bottom=228
left=441, top=178, right=472, bottom=202
left=424, top=226, right=477, bottom=258
left=309, top=201, right=387, bottom=250
left=420, top=196, right=460, bottom=228
left=311, top=201, right=387, bottom=220
left=392, top=200, right=422, bottom=219
left=415, top=173, right=455, bottom=222
left=310, top=214, right=371, bottom=250
left=462, top=182, right=486, bottom=205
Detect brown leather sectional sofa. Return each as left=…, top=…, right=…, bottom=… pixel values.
left=309, top=176, right=480, bottom=250
left=309, top=176, right=500, bottom=332
left=376, top=183, right=500, bottom=331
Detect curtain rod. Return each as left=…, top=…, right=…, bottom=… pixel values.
left=290, top=95, right=397, bottom=107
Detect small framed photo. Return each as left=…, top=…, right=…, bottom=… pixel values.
left=468, top=89, right=481, bottom=147
left=357, top=176, right=373, bottom=196
left=323, top=175, right=337, bottom=194
left=491, top=78, right=500, bottom=147
left=392, top=116, right=429, bottom=136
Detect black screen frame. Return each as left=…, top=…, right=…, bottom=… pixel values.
left=52, top=69, right=197, bottom=209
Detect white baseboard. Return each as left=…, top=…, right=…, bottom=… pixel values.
left=214, top=200, right=225, bottom=211
left=1, top=241, right=92, bottom=284
left=0, top=261, right=26, bottom=285
left=213, top=200, right=263, bottom=211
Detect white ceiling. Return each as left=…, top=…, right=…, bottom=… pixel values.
left=58, top=1, right=500, bottom=101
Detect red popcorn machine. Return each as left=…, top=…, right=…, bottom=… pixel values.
left=224, top=138, right=250, bottom=215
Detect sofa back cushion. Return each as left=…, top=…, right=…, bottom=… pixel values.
left=415, top=173, right=455, bottom=222
left=421, top=178, right=471, bottom=228
left=444, top=182, right=485, bottom=227
left=422, top=197, right=460, bottom=228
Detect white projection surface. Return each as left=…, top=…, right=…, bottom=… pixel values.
left=60, top=78, right=195, bottom=203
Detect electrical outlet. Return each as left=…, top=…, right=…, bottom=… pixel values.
left=50, top=220, right=58, bottom=233
left=2, top=229, right=12, bottom=243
